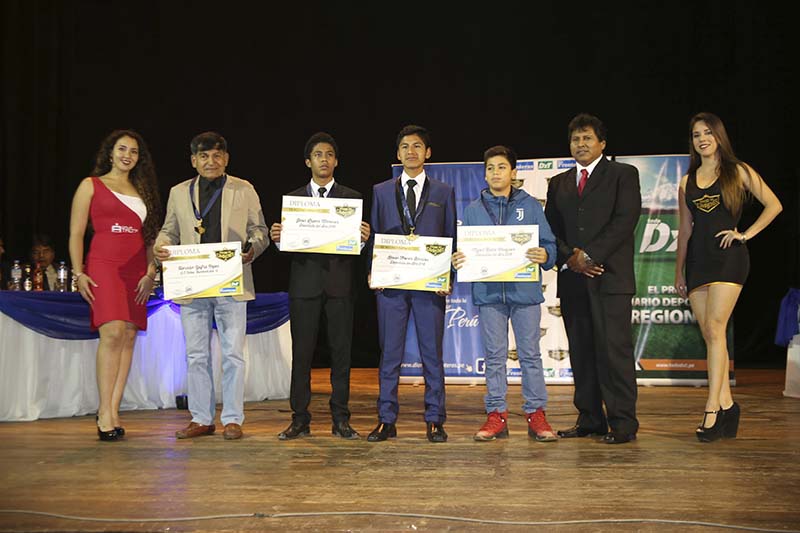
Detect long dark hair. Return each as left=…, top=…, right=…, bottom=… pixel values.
left=688, top=112, right=748, bottom=216
left=91, top=129, right=162, bottom=243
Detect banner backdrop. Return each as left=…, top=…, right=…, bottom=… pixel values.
left=618, top=155, right=733, bottom=385
left=391, top=154, right=718, bottom=385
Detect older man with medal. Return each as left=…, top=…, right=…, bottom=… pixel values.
left=155, top=132, right=268, bottom=441
left=366, top=125, right=457, bottom=443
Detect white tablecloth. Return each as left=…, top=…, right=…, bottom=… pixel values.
left=0, top=305, right=291, bottom=421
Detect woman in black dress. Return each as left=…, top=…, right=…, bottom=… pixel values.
left=675, top=112, right=782, bottom=442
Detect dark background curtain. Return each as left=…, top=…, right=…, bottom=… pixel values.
left=2, top=1, right=797, bottom=368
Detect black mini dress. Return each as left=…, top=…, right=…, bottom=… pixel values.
left=684, top=172, right=749, bottom=294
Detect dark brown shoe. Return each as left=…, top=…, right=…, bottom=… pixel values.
left=223, top=423, right=243, bottom=440
left=175, top=422, right=215, bottom=439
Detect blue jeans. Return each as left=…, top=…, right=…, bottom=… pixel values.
left=180, top=297, right=247, bottom=426
left=479, top=303, right=546, bottom=413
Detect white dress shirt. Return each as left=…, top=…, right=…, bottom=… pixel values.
left=400, top=171, right=426, bottom=210
left=310, top=178, right=335, bottom=198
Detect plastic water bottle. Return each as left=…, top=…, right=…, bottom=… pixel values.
left=56, top=261, right=68, bottom=292
left=10, top=260, right=22, bottom=290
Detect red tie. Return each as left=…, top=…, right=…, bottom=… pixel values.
left=578, top=168, right=589, bottom=196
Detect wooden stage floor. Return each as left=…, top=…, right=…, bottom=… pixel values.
left=0, top=368, right=798, bottom=532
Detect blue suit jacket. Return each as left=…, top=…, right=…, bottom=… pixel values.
left=368, top=176, right=456, bottom=270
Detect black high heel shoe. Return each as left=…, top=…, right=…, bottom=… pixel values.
left=96, top=415, right=119, bottom=442
left=721, top=402, right=740, bottom=439
left=696, top=409, right=725, bottom=442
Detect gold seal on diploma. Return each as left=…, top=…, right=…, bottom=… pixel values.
left=425, top=243, right=447, bottom=256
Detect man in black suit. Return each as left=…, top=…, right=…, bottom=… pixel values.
left=544, top=114, right=641, bottom=444
left=270, top=132, right=370, bottom=440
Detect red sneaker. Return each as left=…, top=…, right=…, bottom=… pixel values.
left=474, top=410, right=509, bottom=441
left=527, top=409, right=557, bottom=442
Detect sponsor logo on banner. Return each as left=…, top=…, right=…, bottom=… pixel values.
left=215, top=249, right=236, bottom=261
left=640, top=218, right=678, bottom=253
left=511, top=232, right=532, bottom=245
left=557, top=159, right=576, bottom=169
left=517, top=161, right=535, bottom=170
left=425, top=243, right=447, bottom=256
left=335, top=205, right=357, bottom=217
left=476, top=358, right=486, bottom=375
left=537, top=160, right=554, bottom=170
left=445, top=306, right=479, bottom=329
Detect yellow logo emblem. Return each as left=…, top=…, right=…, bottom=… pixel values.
left=511, top=233, right=532, bottom=245
left=693, top=194, right=720, bottom=213
left=215, top=249, right=236, bottom=261
left=425, top=243, right=447, bottom=256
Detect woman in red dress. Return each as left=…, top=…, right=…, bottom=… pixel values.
left=69, top=130, right=162, bottom=441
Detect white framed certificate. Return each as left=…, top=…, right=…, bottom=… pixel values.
left=370, top=234, right=452, bottom=292
left=279, top=195, right=362, bottom=255
left=161, top=242, right=244, bottom=300
left=457, top=225, right=539, bottom=282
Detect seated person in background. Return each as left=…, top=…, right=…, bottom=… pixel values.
left=31, top=233, right=57, bottom=290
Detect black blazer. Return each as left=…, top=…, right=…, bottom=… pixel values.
left=545, top=157, right=641, bottom=295
left=285, top=182, right=363, bottom=299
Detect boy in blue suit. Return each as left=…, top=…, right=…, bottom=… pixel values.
left=452, top=146, right=558, bottom=441
left=367, top=125, right=456, bottom=443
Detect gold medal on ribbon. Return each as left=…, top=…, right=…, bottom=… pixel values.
left=195, top=218, right=205, bottom=235
left=407, top=227, right=418, bottom=241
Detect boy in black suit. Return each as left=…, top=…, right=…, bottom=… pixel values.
left=270, top=132, right=370, bottom=440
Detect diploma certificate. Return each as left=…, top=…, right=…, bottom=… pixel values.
left=280, top=195, right=362, bottom=255
left=457, top=225, right=539, bottom=282
left=370, top=234, right=452, bottom=292
left=161, top=242, right=244, bottom=300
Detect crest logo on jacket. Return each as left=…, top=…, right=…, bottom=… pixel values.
left=515, top=208, right=524, bottom=221
left=511, top=232, right=532, bottom=245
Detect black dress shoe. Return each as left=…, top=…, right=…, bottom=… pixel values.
left=696, top=409, right=725, bottom=442
left=367, top=422, right=397, bottom=442
left=557, top=424, right=608, bottom=438
left=278, top=421, right=310, bottom=440
left=115, top=427, right=125, bottom=437
left=96, top=416, right=119, bottom=442
left=602, top=432, right=637, bottom=444
left=721, top=402, right=740, bottom=439
left=332, top=420, right=360, bottom=440
left=426, top=422, right=448, bottom=443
